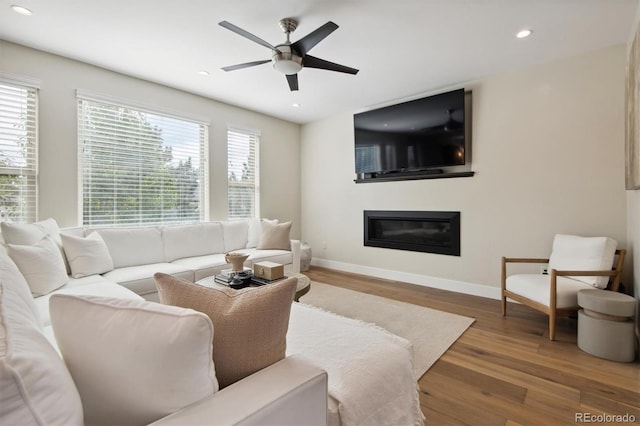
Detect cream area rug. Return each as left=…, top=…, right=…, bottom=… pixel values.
left=299, top=281, right=475, bottom=380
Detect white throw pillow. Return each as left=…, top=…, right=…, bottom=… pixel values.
left=7, top=236, right=69, bottom=296
left=0, top=254, right=84, bottom=425
left=61, top=232, right=114, bottom=278
left=1, top=218, right=71, bottom=274
left=547, top=234, right=618, bottom=289
left=49, top=294, right=218, bottom=426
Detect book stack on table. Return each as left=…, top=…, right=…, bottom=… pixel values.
left=214, top=268, right=253, bottom=286
left=250, top=275, right=289, bottom=286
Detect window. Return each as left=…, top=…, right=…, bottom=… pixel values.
left=0, top=76, right=38, bottom=223
left=78, top=93, right=208, bottom=227
left=227, top=127, right=259, bottom=219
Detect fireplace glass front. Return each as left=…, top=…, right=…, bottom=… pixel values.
left=364, top=210, right=460, bottom=256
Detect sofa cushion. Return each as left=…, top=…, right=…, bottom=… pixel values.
left=222, top=220, right=249, bottom=252
left=34, top=280, right=143, bottom=327
left=94, top=227, right=164, bottom=268
left=155, top=273, right=297, bottom=388
left=162, top=222, right=224, bottom=262
left=245, top=248, right=293, bottom=267
left=548, top=234, right=617, bottom=289
left=0, top=254, right=84, bottom=425
left=171, top=253, right=228, bottom=281
left=7, top=236, right=69, bottom=296
left=50, top=294, right=218, bottom=426
left=1, top=217, right=62, bottom=246
left=61, top=232, right=114, bottom=278
left=257, top=220, right=292, bottom=251
left=1, top=218, right=70, bottom=273
left=0, top=253, right=41, bottom=327
left=103, top=263, right=194, bottom=296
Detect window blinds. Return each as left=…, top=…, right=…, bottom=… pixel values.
left=0, top=81, right=38, bottom=223
left=78, top=97, right=208, bottom=227
left=227, top=128, right=259, bottom=219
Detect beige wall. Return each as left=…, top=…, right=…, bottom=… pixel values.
left=626, top=0, right=640, bottom=353
left=302, top=46, right=628, bottom=296
left=0, top=41, right=301, bottom=236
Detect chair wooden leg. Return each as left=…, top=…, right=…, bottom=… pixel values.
left=500, top=257, right=507, bottom=316
left=548, top=313, right=556, bottom=341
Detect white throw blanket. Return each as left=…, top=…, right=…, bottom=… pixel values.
left=287, top=303, right=424, bottom=426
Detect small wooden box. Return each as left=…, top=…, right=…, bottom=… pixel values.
left=253, top=261, right=284, bottom=281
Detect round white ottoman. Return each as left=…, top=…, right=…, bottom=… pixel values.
left=577, top=289, right=636, bottom=363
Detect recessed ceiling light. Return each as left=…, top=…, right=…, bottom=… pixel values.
left=11, top=5, right=33, bottom=15
left=516, top=29, right=533, bottom=39
left=197, top=70, right=209, bottom=76
left=292, top=103, right=300, bottom=108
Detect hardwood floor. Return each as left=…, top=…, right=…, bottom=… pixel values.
left=304, top=266, right=640, bottom=426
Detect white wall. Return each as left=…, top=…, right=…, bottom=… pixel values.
left=302, top=45, right=628, bottom=296
left=0, top=40, right=301, bottom=236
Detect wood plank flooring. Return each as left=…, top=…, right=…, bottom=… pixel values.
left=303, top=266, right=640, bottom=426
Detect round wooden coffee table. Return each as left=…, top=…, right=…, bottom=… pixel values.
left=196, top=273, right=310, bottom=302
left=291, top=273, right=311, bottom=301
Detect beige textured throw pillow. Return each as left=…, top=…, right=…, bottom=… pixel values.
left=256, top=220, right=292, bottom=250
left=154, top=273, right=297, bottom=388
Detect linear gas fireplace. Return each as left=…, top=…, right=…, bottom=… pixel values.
left=364, top=210, right=460, bottom=256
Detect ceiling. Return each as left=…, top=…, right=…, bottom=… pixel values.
left=0, top=0, right=637, bottom=124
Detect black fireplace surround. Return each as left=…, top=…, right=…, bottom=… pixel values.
left=364, top=210, right=460, bottom=256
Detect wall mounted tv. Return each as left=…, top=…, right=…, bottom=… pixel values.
left=354, top=88, right=471, bottom=182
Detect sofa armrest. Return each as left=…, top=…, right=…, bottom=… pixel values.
left=290, top=239, right=301, bottom=274
left=149, top=355, right=327, bottom=426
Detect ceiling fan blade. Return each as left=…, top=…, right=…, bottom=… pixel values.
left=219, top=21, right=279, bottom=51
left=221, top=59, right=271, bottom=72
left=286, top=74, right=299, bottom=91
left=303, top=55, right=359, bottom=75
left=291, top=21, right=338, bottom=55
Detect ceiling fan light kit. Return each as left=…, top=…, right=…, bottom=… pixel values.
left=219, top=17, right=359, bottom=91
left=272, top=45, right=303, bottom=75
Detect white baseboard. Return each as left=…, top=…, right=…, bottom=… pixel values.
left=310, top=258, right=501, bottom=300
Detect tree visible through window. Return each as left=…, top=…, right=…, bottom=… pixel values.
left=228, top=128, right=259, bottom=219
left=0, top=80, right=38, bottom=223
left=78, top=96, right=208, bottom=227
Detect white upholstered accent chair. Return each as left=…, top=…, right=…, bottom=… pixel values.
left=501, top=234, right=626, bottom=341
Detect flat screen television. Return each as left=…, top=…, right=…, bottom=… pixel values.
left=354, top=88, right=467, bottom=178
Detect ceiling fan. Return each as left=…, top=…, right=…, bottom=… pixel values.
left=219, top=18, right=359, bottom=91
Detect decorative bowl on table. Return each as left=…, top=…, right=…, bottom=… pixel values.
left=224, top=252, right=249, bottom=272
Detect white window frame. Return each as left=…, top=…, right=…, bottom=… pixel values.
left=227, top=126, right=260, bottom=220
left=0, top=73, right=39, bottom=223
left=77, top=91, right=209, bottom=227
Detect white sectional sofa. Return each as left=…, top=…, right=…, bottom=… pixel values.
left=58, top=218, right=301, bottom=301
left=0, top=218, right=423, bottom=426
left=0, top=252, right=328, bottom=426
